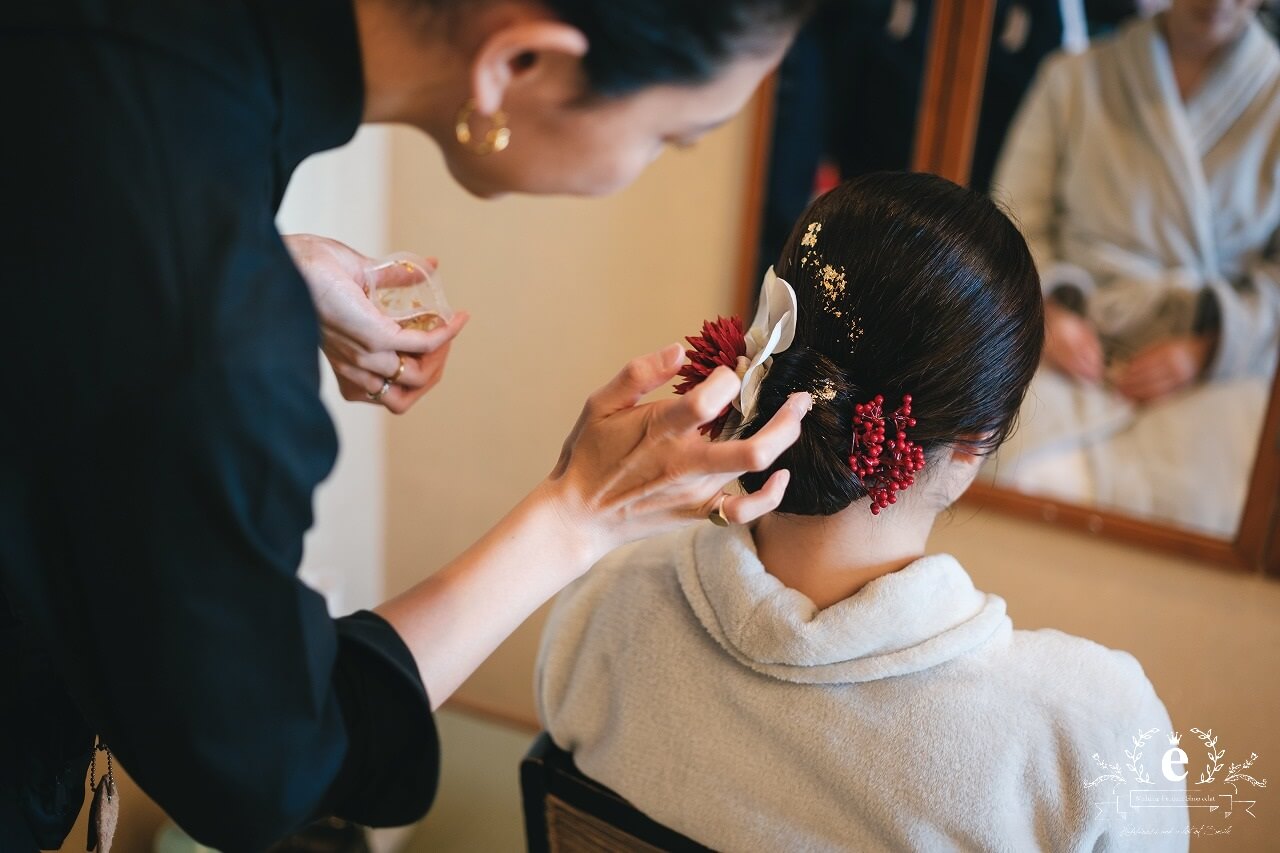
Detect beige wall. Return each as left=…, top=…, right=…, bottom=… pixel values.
left=280, top=127, right=392, bottom=616
left=385, top=111, right=1280, bottom=850
left=382, top=108, right=758, bottom=591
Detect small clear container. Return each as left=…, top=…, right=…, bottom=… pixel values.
left=364, top=252, right=454, bottom=332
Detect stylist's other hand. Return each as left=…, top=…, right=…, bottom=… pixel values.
left=284, top=234, right=469, bottom=414
left=1114, top=335, right=1215, bottom=403
left=545, top=344, right=810, bottom=560
left=1043, top=302, right=1104, bottom=383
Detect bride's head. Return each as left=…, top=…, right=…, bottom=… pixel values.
left=731, top=172, right=1043, bottom=520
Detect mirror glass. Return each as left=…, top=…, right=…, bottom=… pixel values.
left=755, top=0, right=1280, bottom=540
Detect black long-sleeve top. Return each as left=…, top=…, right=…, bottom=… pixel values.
left=0, top=2, right=439, bottom=850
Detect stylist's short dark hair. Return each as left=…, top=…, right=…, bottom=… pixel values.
left=427, top=0, right=816, bottom=95
left=544, top=0, right=814, bottom=94
left=738, top=172, right=1044, bottom=516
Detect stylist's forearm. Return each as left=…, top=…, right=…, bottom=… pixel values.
left=376, top=345, right=806, bottom=709
left=375, top=480, right=596, bottom=709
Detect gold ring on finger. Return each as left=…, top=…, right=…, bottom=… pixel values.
left=708, top=493, right=731, bottom=527
left=390, top=356, right=406, bottom=384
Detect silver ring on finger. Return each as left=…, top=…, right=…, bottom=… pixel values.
left=707, top=493, right=731, bottom=527
left=368, top=377, right=393, bottom=403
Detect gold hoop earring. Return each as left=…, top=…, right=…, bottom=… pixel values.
left=455, top=99, right=511, bottom=155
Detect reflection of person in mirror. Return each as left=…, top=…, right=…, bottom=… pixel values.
left=537, top=174, right=1187, bottom=852
left=989, top=0, right=1279, bottom=535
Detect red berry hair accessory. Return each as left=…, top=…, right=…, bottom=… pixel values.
left=673, top=316, right=747, bottom=439
left=850, top=394, right=927, bottom=515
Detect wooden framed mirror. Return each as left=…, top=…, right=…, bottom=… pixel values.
left=738, top=0, right=1280, bottom=574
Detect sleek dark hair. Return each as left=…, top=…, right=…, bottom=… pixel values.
left=424, top=0, right=816, bottom=96
left=738, top=172, right=1044, bottom=516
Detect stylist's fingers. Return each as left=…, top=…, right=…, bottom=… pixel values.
left=386, top=310, right=470, bottom=356
left=551, top=344, right=687, bottom=480
left=719, top=470, right=791, bottom=525
left=335, top=375, right=368, bottom=404
left=333, top=370, right=382, bottom=403
left=326, top=337, right=435, bottom=393
left=324, top=330, right=403, bottom=380
left=372, top=338, right=455, bottom=392
left=396, top=342, right=454, bottom=397
left=585, top=344, right=687, bottom=418
left=329, top=356, right=392, bottom=396
left=652, top=366, right=742, bottom=436
left=702, top=392, right=812, bottom=472
left=332, top=372, right=415, bottom=413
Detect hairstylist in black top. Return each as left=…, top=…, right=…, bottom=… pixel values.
left=0, top=1, right=816, bottom=849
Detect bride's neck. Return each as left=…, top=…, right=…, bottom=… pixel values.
left=751, top=504, right=934, bottom=609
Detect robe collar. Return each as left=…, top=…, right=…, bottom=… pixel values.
left=1114, top=16, right=1280, bottom=276
left=676, top=524, right=1009, bottom=685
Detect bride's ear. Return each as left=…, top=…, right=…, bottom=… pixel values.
left=931, top=433, right=994, bottom=505
left=470, top=20, right=590, bottom=114
left=948, top=433, right=993, bottom=469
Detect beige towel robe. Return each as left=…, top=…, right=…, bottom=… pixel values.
left=989, top=17, right=1280, bottom=534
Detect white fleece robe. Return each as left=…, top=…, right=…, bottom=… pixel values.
left=987, top=16, right=1280, bottom=535
left=536, top=525, right=1188, bottom=852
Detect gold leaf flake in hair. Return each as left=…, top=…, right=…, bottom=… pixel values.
left=801, top=221, right=822, bottom=247
left=813, top=378, right=837, bottom=402
left=818, top=264, right=846, bottom=303
left=849, top=317, right=865, bottom=350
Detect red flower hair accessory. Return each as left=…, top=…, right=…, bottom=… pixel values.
left=673, top=268, right=798, bottom=439
left=673, top=315, right=747, bottom=439
left=850, top=394, right=927, bottom=515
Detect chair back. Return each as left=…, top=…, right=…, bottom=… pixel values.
left=520, top=732, right=714, bottom=853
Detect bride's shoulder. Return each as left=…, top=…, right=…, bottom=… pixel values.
left=1005, top=628, right=1168, bottom=725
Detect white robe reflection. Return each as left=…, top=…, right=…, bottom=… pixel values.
left=990, top=15, right=1280, bottom=536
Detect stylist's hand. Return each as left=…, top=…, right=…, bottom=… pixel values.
left=1043, top=302, right=1104, bottom=383
left=546, top=344, right=811, bottom=558
left=284, top=234, right=469, bottom=414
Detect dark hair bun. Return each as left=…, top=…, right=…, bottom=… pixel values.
left=738, top=347, right=868, bottom=515
left=736, top=172, right=1043, bottom=516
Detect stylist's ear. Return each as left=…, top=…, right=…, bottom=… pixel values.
left=470, top=21, right=589, bottom=115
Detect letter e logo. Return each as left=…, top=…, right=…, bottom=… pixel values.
left=1162, top=747, right=1188, bottom=782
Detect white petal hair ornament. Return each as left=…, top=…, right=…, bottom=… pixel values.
left=673, top=266, right=797, bottom=439
left=736, top=266, right=798, bottom=423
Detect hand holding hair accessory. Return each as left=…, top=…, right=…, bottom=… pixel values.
left=674, top=267, right=798, bottom=438
left=850, top=394, right=927, bottom=514
left=738, top=268, right=798, bottom=421
left=674, top=316, right=747, bottom=438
